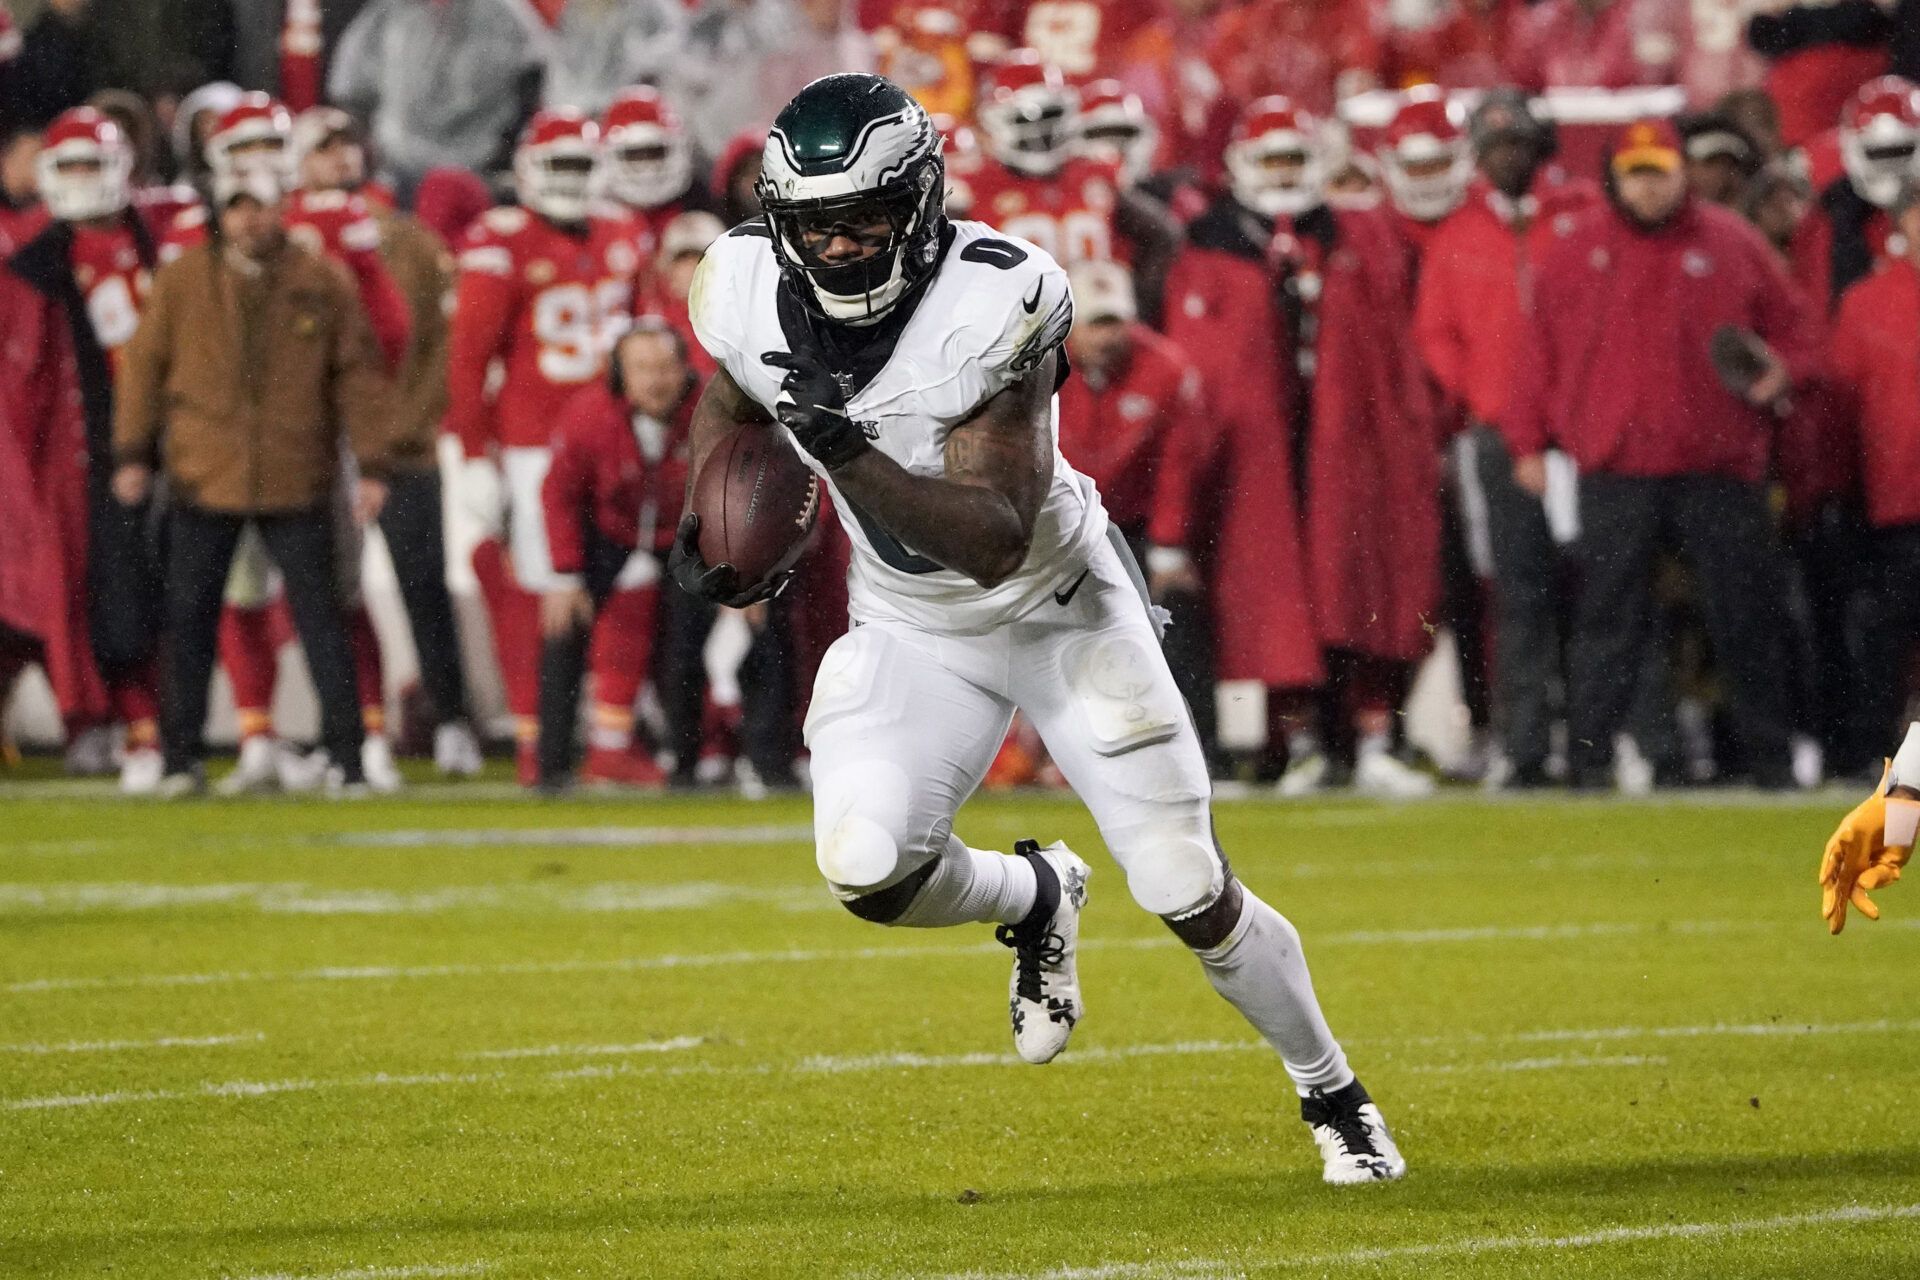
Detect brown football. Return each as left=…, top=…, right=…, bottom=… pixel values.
left=691, top=423, right=820, bottom=592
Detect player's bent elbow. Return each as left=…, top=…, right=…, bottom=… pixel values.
left=966, top=532, right=1032, bottom=589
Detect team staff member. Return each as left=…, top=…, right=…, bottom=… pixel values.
left=535, top=320, right=694, bottom=790
left=293, top=106, right=484, bottom=776
left=111, top=164, right=392, bottom=795
left=1506, top=119, right=1817, bottom=791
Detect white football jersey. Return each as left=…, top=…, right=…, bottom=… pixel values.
left=690, top=218, right=1109, bottom=635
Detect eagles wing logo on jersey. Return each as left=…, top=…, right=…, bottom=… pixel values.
left=757, top=74, right=948, bottom=325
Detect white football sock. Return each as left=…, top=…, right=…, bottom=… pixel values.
left=1191, top=888, right=1354, bottom=1096
left=893, top=835, right=1039, bottom=928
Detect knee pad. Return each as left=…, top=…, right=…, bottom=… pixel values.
left=1108, top=801, right=1225, bottom=918
left=813, top=757, right=930, bottom=900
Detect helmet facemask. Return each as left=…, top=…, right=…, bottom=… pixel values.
left=1229, top=136, right=1322, bottom=218
left=605, top=131, right=691, bottom=209
left=1842, top=117, right=1918, bottom=209
left=762, top=154, right=946, bottom=324
left=981, top=92, right=1075, bottom=177
left=39, top=142, right=131, bottom=222
left=517, top=146, right=597, bottom=224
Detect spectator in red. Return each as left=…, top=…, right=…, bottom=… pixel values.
left=1416, top=89, right=1596, bottom=788
left=536, top=321, right=696, bottom=791
left=1828, top=181, right=1920, bottom=763
left=1158, top=97, right=1438, bottom=796
left=1011, top=0, right=1158, bottom=82
left=1747, top=0, right=1892, bottom=149
left=1505, top=0, right=1687, bottom=93
left=1794, top=75, right=1918, bottom=315
left=1207, top=0, right=1381, bottom=118
left=1506, top=118, right=1818, bottom=789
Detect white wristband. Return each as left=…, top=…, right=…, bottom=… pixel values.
left=1889, top=722, right=1920, bottom=794
left=1886, top=798, right=1920, bottom=849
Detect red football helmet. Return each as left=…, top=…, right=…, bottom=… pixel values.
left=37, top=107, right=132, bottom=222
left=208, top=92, right=294, bottom=180
left=1839, top=75, right=1920, bottom=209
left=289, top=106, right=364, bottom=191
left=1074, top=79, right=1157, bottom=186
left=601, top=87, right=691, bottom=210
left=1379, top=87, right=1470, bottom=223
left=514, top=108, right=600, bottom=224
left=1226, top=96, right=1323, bottom=218
left=977, top=50, right=1078, bottom=177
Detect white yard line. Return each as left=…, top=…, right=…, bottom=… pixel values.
left=2, top=1040, right=1659, bottom=1113
left=0, top=1032, right=260, bottom=1054
left=0, top=880, right=832, bottom=917
left=465, top=1036, right=706, bottom=1060
left=921, top=1202, right=1920, bottom=1280
left=332, top=824, right=813, bottom=847
left=233, top=1264, right=491, bottom=1280
left=3, top=920, right=1773, bottom=996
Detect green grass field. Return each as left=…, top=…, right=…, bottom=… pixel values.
left=5, top=778, right=1920, bottom=1279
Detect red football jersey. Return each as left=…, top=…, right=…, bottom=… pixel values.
left=285, top=188, right=412, bottom=369
left=67, top=223, right=153, bottom=376
left=445, top=205, right=638, bottom=457
left=963, top=154, right=1127, bottom=267
left=1013, top=0, right=1157, bottom=82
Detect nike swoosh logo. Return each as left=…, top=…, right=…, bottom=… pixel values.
left=1022, top=280, right=1043, bottom=314
left=1052, top=570, right=1089, bottom=607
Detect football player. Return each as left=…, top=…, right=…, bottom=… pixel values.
left=1160, top=96, right=1439, bottom=799
left=1376, top=86, right=1472, bottom=252
left=292, top=106, right=486, bottom=779
left=3, top=107, right=167, bottom=792
left=965, top=51, right=1179, bottom=312
left=673, top=74, right=1404, bottom=1184
left=446, top=109, right=633, bottom=785
left=1794, top=76, right=1920, bottom=314
left=1821, top=725, right=1920, bottom=934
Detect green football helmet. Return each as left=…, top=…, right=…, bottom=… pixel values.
left=757, top=74, right=947, bottom=324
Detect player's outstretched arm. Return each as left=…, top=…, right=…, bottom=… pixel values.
left=1820, top=725, right=1920, bottom=933
left=775, top=349, right=1055, bottom=589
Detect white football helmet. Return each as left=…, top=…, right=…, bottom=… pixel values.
left=37, top=107, right=133, bottom=222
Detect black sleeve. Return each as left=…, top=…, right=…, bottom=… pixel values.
left=1748, top=0, right=1894, bottom=58
left=11, top=10, right=97, bottom=128
left=1893, top=0, right=1920, bottom=81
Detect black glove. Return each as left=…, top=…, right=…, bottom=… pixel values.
left=666, top=514, right=790, bottom=608
left=760, top=350, right=871, bottom=471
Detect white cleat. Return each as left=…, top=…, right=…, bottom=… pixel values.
left=217, top=735, right=283, bottom=796
left=996, top=840, right=1089, bottom=1065
left=1276, top=749, right=1328, bottom=798
left=433, top=721, right=484, bottom=778
left=1354, top=746, right=1435, bottom=799
left=275, top=743, right=331, bottom=793
left=118, top=747, right=165, bottom=795
left=360, top=733, right=405, bottom=793
left=1302, top=1079, right=1407, bottom=1185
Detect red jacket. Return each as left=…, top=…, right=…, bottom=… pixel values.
left=1416, top=179, right=1598, bottom=432
left=1155, top=202, right=1323, bottom=689
left=1505, top=198, right=1818, bottom=484
left=541, top=377, right=696, bottom=578
left=1057, top=324, right=1201, bottom=533
left=1829, top=257, right=1920, bottom=528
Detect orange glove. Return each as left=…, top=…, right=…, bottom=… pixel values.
left=1819, top=762, right=1916, bottom=934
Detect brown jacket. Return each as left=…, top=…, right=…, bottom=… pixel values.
left=376, top=208, right=452, bottom=472
left=114, top=237, right=392, bottom=514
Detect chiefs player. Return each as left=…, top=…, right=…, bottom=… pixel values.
left=1795, top=76, right=1920, bottom=315
left=1072, top=79, right=1159, bottom=188
left=447, top=109, right=634, bottom=785
left=1159, top=96, right=1439, bottom=797
left=598, top=87, right=706, bottom=291
left=967, top=52, right=1178, bottom=307
left=2, top=108, right=167, bottom=791
left=1376, top=87, right=1472, bottom=252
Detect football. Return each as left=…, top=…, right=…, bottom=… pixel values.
left=691, top=422, right=820, bottom=592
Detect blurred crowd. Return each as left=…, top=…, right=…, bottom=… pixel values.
left=0, top=0, right=1917, bottom=798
